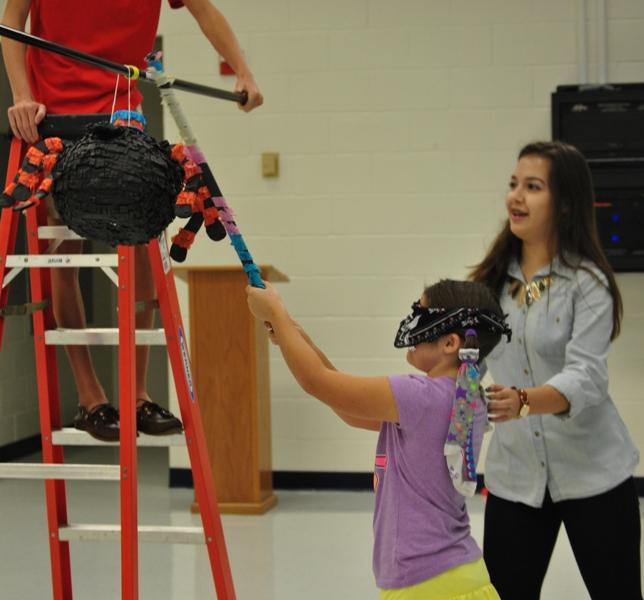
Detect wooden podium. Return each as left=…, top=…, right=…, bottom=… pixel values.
left=174, top=265, right=288, bottom=514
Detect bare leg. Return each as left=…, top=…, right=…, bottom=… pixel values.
left=134, top=244, right=154, bottom=406
left=49, top=235, right=107, bottom=411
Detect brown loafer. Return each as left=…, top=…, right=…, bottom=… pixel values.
left=136, top=400, right=183, bottom=435
left=73, top=404, right=120, bottom=442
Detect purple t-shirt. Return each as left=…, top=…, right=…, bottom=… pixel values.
left=372, top=374, right=485, bottom=589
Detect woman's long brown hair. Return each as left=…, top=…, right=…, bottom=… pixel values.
left=469, top=141, right=622, bottom=340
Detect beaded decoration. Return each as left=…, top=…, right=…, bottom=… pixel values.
left=509, top=276, right=553, bottom=307
left=444, top=333, right=481, bottom=497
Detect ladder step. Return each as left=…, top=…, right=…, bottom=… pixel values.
left=5, top=254, right=118, bottom=268
left=52, top=428, right=186, bottom=447
left=0, top=463, right=120, bottom=480
left=37, top=225, right=84, bottom=240
left=45, top=328, right=166, bottom=346
left=59, top=524, right=205, bottom=544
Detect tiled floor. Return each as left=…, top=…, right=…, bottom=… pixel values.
left=1, top=446, right=642, bottom=599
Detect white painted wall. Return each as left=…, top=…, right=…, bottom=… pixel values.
left=157, top=0, right=644, bottom=474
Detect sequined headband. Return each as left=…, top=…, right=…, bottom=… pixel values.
left=393, top=303, right=512, bottom=348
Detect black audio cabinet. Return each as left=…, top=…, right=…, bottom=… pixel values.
left=552, top=83, right=644, bottom=271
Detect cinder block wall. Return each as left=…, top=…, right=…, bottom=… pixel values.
left=153, top=1, right=644, bottom=474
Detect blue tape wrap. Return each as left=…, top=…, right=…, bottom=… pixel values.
left=230, top=234, right=264, bottom=288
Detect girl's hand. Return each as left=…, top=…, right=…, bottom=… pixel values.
left=486, top=384, right=521, bottom=422
left=265, top=316, right=305, bottom=346
left=265, top=322, right=278, bottom=345
left=246, top=282, right=286, bottom=323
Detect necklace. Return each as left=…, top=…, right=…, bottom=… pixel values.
left=509, top=276, right=553, bottom=307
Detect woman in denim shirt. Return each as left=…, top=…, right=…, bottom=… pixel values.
left=471, top=141, right=641, bottom=600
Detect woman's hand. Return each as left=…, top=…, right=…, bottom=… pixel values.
left=246, top=282, right=286, bottom=323
left=486, top=384, right=521, bottom=422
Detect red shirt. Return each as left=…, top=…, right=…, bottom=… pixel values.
left=27, top=0, right=180, bottom=114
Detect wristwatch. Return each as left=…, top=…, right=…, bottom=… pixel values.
left=512, top=387, right=530, bottom=418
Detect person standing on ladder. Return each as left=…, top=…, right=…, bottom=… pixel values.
left=1, top=0, right=264, bottom=441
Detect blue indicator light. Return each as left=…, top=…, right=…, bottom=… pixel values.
left=611, top=214, right=620, bottom=223
left=610, top=234, right=620, bottom=243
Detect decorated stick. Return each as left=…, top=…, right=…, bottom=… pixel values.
left=145, top=52, right=265, bottom=289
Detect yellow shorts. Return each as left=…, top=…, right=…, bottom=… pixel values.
left=379, top=558, right=500, bottom=600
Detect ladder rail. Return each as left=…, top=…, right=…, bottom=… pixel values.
left=0, top=137, right=24, bottom=348
left=149, top=236, right=237, bottom=599
left=5, top=253, right=119, bottom=267
left=59, top=524, right=204, bottom=544
left=0, top=463, right=120, bottom=480
left=52, top=428, right=186, bottom=447
left=23, top=151, right=74, bottom=600
left=45, top=327, right=166, bottom=346
left=118, top=245, right=139, bottom=600
left=1, top=138, right=236, bottom=599
left=1, top=262, right=23, bottom=289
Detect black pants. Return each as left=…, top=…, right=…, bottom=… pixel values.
left=483, top=477, right=642, bottom=600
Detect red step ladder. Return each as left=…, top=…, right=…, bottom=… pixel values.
left=0, top=136, right=236, bottom=599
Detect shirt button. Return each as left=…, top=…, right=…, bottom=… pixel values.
left=524, top=368, right=529, bottom=375
left=534, top=431, right=540, bottom=437
left=540, top=461, right=546, bottom=468
left=518, top=338, right=523, bottom=345
left=555, top=317, right=560, bottom=323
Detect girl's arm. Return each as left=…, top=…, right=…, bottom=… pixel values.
left=294, top=327, right=382, bottom=431
left=248, top=286, right=398, bottom=423
left=334, top=412, right=382, bottom=431
left=272, top=312, right=398, bottom=422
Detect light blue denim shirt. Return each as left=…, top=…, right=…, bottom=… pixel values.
left=484, top=256, right=639, bottom=507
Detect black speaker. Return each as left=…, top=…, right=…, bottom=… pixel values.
left=552, top=83, right=644, bottom=271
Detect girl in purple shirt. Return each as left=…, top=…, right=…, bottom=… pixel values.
left=247, top=279, right=509, bottom=599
